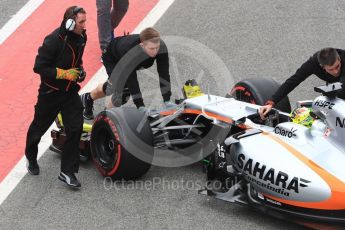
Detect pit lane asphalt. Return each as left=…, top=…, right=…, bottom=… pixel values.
left=3, top=0, right=345, bottom=229
left=0, top=0, right=30, bottom=29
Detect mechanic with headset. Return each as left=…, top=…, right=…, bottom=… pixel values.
left=24, top=6, right=87, bottom=188
left=81, top=27, right=174, bottom=119
left=260, top=47, right=345, bottom=120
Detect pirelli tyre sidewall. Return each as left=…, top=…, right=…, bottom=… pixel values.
left=228, top=78, right=291, bottom=113
left=91, top=107, right=153, bottom=180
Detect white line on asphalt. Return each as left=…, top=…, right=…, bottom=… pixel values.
left=0, top=0, right=45, bottom=45
left=0, top=0, right=176, bottom=205
left=132, top=0, right=175, bottom=33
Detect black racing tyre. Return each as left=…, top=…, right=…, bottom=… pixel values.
left=91, top=107, right=153, bottom=180
left=227, top=78, right=291, bottom=113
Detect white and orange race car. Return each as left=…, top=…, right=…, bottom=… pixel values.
left=199, top=80, right=345, bottom=229
left=50, top=78, right=345, bottom=229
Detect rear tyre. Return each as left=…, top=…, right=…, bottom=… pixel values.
left=227, top=78, right=291, bottom=113
left=91, top=107, right=153, bottom=180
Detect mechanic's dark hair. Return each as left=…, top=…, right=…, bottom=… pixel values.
left=63, top=5, right=86, bottom=21
left=140, top=27, right=160, bottom=43
left=317, top=47, right=339, bottom=67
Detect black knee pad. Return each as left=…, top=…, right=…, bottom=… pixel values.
left=103, top=81, right=114, bottom=96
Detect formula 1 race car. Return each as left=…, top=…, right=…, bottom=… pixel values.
left=199, top=80, right=345, bottom=229
left=50, top=78, right=345, bottom=229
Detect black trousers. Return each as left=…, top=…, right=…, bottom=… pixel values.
left=102, top=53, right=144, bottom=108
left=25, top=90, right=83, bottom=173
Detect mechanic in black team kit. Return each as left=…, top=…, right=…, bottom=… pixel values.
left=260, top=47, right=345, bottom=119
left=81, top=27, right=174, bottom=119
left=25, top=6, right=87, bottom=188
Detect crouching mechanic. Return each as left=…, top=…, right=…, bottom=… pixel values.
left=24, top=6, right=87, bottom=188
left=81, top=27, right=173, bottom=119
left=259, top=47, right=345, bottom=119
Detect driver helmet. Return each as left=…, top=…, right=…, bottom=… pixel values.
left=290, top=107, right=314, bottom=128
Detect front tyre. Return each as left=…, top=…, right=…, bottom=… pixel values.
left=228, top=78, right=291, bottom=113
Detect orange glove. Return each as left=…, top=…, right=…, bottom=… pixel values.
left=56, top=68, right=80, bottom=81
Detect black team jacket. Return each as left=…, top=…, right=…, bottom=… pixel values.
left=33, top=22, right=87, bottom=93
left=268, top=49, right=345, bottom=105
left=103, top=34, right=171, bottom=107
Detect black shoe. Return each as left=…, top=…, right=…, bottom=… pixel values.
left=49, top=143, right=62, bottom=154
left=81, top=93, right=94, bottom=120
left=27, top=160, right=40, bottom=175
left=79, top=151, right=89, bottom=163
left=58, top=172, right=81, bottom=188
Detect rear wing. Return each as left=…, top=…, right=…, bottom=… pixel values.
left=314, top=82, right=342, bottom=98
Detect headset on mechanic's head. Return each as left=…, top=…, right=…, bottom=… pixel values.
left=65, top=6, right=84, bottom=31
left=57, top=6, right=85, bottom=61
